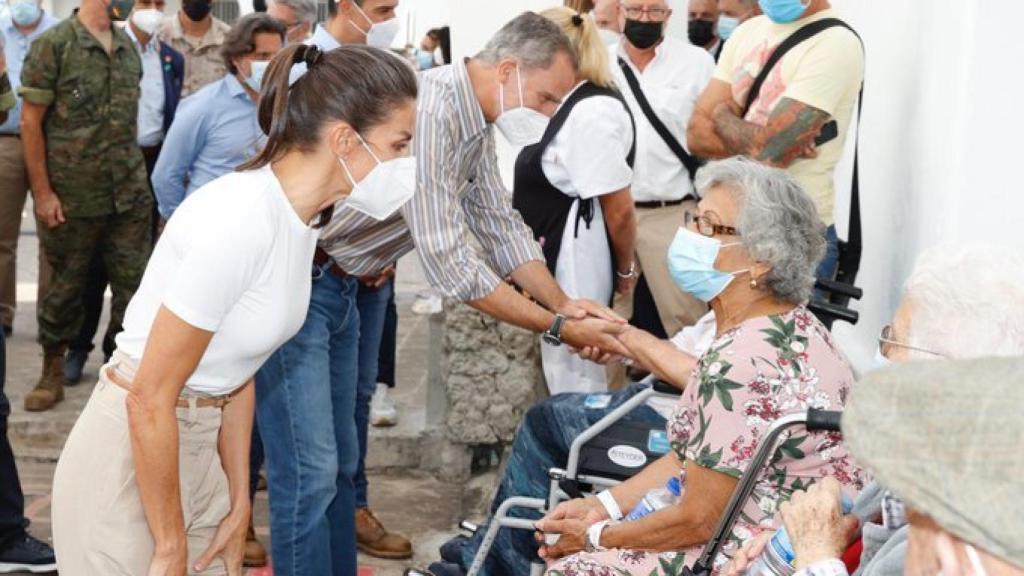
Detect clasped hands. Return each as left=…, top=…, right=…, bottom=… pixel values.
left=557, top=299, right=634, bottom=360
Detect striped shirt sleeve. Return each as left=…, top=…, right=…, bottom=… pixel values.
left=403, top=107, right=505, bottom=302
left=462, top=133, right=544, bottom=277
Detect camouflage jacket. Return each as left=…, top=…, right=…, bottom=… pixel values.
left=19, top=14, right=151, bottom=217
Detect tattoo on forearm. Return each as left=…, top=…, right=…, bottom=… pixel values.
left=712, top=106, right=761, bottom=157
left=758, top=98, right=831, bottom=166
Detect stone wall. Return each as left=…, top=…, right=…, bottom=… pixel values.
left=443, top=302, right=545, bottom=445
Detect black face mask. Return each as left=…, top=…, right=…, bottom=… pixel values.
left=182, top=0, right=212, bottom=22
left=688, top=19, right=716, bottom=47
left=623, top=19, right=663, bottom=50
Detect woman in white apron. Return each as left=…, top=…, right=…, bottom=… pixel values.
left=513, top=8, right=637, bottom=395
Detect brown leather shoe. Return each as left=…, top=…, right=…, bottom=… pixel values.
left=244, top=523, right=268, bottom=567
left=24, top=346, right=66, bottom=412
left=356, top=507, right=413, bottom=560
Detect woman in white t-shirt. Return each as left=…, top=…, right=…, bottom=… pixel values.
left=49, top=44, right=419, bottom=576
left=513, top=8, right=637, bottom=395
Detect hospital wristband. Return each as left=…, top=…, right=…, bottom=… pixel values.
left=597, top=490, right=624, bottom=521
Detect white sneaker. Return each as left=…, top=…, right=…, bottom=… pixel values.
left=370, top=383, right=398, bottom=427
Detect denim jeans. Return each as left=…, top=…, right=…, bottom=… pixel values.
left=458, top=385, right=666, bottom=575
left=377, top=280, right=398, bottom=388
left=816, top=225, right=840, bottom=283
left=354, top=279, right=393, bottom=509
left=0, top=326, right=28, bottom=550
left=255, top=266, right=360, bottom=576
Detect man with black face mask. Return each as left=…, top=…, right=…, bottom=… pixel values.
left=158, top=0, right=230, bottom=97
left=607, top=0, right=715, bottom=377
left=689, top=0, right=722, bottom=60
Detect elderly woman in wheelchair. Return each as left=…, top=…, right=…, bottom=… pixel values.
left=427, top=158, right=867, bottom=576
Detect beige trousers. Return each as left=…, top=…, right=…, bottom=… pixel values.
left=609, top=202, right=707, bottom=388
left=0, top=136, right=51, bottom=327
left=51, top=354, right=230, bottom=575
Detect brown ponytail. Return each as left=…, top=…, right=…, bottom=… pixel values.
left=238, top=44, right=418, bottom=227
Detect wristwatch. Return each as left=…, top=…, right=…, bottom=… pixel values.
left=542, top=313, right=567, bottom=346
left=585, top=520, right=611, bottom=553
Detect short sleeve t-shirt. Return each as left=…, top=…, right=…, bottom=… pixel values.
left=115, top=166, right=320, bottom=396
left=714, top=10, right=864, bottom=224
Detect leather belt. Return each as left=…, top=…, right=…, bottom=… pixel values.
left=313, top=247, right=349, bottom=280
left=104, top=367, right=241, bottom=409
left=0, top=133, right=20, bottom=139
left=634, top=197, right=693, bottom=209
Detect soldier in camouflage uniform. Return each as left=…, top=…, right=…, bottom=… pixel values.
left=18, top=0, right=151, bottom=412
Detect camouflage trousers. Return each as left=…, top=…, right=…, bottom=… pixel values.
left=37, top=204, right=152, bottom=349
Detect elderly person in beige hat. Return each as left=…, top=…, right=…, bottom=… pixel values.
left=783, top=357, right=1024, bottom=576
left=726, top=244, right=1024, bottom=576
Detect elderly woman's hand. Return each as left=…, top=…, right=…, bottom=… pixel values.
left=573, top=345, right=625, bottom=366
left=534, top=517, right=589, bottom=561
left=723, top=532, right=771, bottom=576
left=779, top=477, right=859, bottom=570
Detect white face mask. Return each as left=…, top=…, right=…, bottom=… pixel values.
left=245, top=60, right=270, bottom=93
left=598, top=28, right=621, bottom=47
left=872, top=346, right=892, bottom=372
left=350, top=2, right=400, bottom=49
left=494, top=64, right=550, bottom=147
left=130, top=8, right=163, bottom=35
left=338, top=134, right=416, bottom=221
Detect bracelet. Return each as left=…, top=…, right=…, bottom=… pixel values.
left=596, top=490, right=623, bottom=521
left=585, top=520, right=611, bottom=553
left=616, top=262, right=637, bottom=280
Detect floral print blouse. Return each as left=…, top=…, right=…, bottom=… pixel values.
left=547, top=306, right=867, bottom=576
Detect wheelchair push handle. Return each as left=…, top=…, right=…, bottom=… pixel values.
left=806, top=409, right=842, bottom=432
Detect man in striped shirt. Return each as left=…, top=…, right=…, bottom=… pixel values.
left=255, top=12, right=630, bottom=575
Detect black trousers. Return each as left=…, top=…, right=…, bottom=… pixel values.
left=70, top=144, right=162, bottom=357
left=0, top=326, right=28, bottom=548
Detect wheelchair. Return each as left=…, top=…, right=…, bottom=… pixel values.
left=410, top=279, right=861, bottom=576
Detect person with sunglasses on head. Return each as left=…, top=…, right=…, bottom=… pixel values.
left=725, top=243, right=1024, bottom=576
left=608, top=0, right=716, bottom=362
left=48, top=43, right=419, bottom=576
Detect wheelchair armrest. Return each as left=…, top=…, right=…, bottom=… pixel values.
left=652, top=379, right=683, bottom=396
left=814, top=279, right=863, bottom=301
left=807, top=300, right=860, bottom=326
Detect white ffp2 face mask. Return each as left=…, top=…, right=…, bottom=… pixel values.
left=494, top=64, right=550, bottom=147
left=130, top=8, right=163, bottom=35
left=351, top=2, right=400, bottom=49
left=338, top=135, right=416, bottom=221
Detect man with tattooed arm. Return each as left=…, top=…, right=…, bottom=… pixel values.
left=687, top=0, right=863, bottom=282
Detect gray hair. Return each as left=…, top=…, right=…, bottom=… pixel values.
left=903, top=244, right=1024, bottom=359
left=695, top=157, right=826, bottom=304
left=270, top=0, right=318, bottom=24
left=476, top=12, right=577, bottom=70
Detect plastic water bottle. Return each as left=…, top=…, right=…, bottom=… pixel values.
left=625, top=477, right=681, bottom=521
left=745, top=494, right=854, bottom=576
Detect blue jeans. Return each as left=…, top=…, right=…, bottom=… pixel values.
left=816, top=225, right=840, bottom=283
left=354, top=280, right=394, bottom=509
left=458, top=386, right=666, bottom=575
left=255, top=266, right=360, bottom=576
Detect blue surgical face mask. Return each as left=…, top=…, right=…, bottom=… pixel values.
left=667, top=227, right=749, bottom=303
left=758, top=0, right=810, bottom=24
left=415, top=49, right=435, bottom=71
left=10, top=0, right=42, bottom=26
left=717, top=15, right=740, bottom=40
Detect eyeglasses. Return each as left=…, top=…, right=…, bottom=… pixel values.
left=620, top=3, right=670, bottom=21
left=878, top=325, right=944, bottom=359
left=684, top=210, right=739, bottom=238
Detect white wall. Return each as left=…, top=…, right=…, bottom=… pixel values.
left=827, top=0, right=1024, bottom=370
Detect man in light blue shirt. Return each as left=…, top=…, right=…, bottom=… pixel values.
left=151, top=13, right=285, bottom=220
left=0, top=0, right=57, bottom=335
